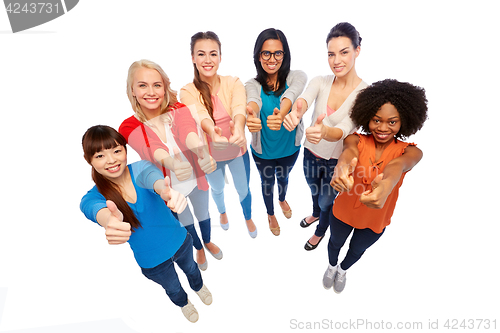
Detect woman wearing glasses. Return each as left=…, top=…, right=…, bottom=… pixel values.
left=245, top=28, right=307, bottom=236
left=283, top=22, right=368, bottom=249
left=180, top=31, right=256, bottom=238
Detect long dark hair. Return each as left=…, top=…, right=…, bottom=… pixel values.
left=190, top=31, right=221, bottom=123
left=326, top=22, right=362, bottom=48
left=253, top=28, right=291, bottom=96
left=82, top=125, right=141, bottom=230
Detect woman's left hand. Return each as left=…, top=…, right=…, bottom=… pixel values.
left=228, top=120, right=247, bottom=148
left=360, top=174, right=390, bottom=209
left=266, top=108, right=283, bottom=131
left=305, top=113, right=326, bottom=144
left=160, top=176, right=188, bottom=213
left=196, top=142, right=217, bottom=174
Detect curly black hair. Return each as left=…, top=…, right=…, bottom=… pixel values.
left=350, top=79, right=428, bottom=140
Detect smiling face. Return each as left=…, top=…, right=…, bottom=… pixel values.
left=91, top=144, right=128, bottom=181
left=369, top=103, right=402, bottom=145
left=259, top=39, right=284, bottom=79
left=327, top=36, right=359, bottom=78
left=131, top=67, right=165, bottom=119
left=192, top=39, right=221, bottom=81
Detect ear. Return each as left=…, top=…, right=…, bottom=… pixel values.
left=354, top=46, right=360, bottom=58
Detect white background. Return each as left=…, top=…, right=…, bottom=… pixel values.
left=1, top=1, right=499, bottom=332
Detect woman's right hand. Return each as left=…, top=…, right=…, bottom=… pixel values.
left=211, top=126, right=229, bottom=150
left=173, top=147, right=194, bottom=181
left=104, top=200, right=131, bottom=245
left=196, top=142, right=217, bottom=174
left=246, top=105, right=262, bottom=133
left=331, top=157, right=357, bottom=192
left=283, top=99, right=305, bottom=132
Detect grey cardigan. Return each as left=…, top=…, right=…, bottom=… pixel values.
left=245, top=70, right=308, bottom=154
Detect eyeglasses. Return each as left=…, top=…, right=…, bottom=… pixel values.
left=260, top=50, right=285, bottom=61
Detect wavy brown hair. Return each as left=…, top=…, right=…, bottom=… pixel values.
left=82, top=125, right=141, bottom=231
left=190, top=31, right=221, bottom=123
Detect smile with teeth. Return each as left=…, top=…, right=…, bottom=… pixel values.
left=106, top=164, right=121, bottom=172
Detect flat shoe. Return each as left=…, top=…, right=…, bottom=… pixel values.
left=280, top=200, right=292, bottom=219
left=246, top=221, right=258, bottom=239
left=304, top=234, right=325, bottom=251
left=300, top=216, right=319, bottom=228
left=268, top=216, right=280, bottom=236
left=205, top=244, right=223, bottom=260
left=198, top=260, right=208, bottom=271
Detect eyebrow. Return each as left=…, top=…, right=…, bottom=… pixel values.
left=328, top=47, right=350, bottom=54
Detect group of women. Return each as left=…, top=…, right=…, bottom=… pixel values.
left=80, top=22, right=429, bottom=323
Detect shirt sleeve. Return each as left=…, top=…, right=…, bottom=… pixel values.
left=119, top=116, right=168, bottom=163
left=299, top=76, right=323, bottom=112
left=245, top=78, right=262, bottom=111
left=179, top=84, right=212, bottom=126
left=282, top=70, right=308, bottom=104
left=80, top=186, right=107, bottom=224
left=229, top=77, right=247, bottom=119
left=131, top=160, right=164, bottom=191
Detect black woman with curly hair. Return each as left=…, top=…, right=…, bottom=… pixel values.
left=323, top=79, right=428, bottom=294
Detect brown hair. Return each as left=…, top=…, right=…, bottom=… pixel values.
left=190, top=31, right=221, bottom=123
left=82, top=125, right=141, bottom=230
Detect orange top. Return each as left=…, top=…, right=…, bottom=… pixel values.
left=333, top=133, right=416, bottom=234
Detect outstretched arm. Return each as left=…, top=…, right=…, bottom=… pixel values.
left=330, top=134, right=360, bottom=192
left=360, top=145, right=423, bottom=209
left=95, top=201, right=132, bottom=245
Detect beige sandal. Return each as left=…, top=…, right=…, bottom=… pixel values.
left=280, top=200, right=292, bottom=219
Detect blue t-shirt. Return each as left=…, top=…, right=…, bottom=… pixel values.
left=80, top=160, right=187, bottom=268
left=251, top=86, right=300, bottom=160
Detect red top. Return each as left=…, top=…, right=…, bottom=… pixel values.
left=333, top=133, right=416, bottom=234
left=119, top=102, right=209, bottom=191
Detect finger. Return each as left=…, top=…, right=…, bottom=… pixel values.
left=164, top=175, right=171, bottom=190
left=106, top=200, right=123, bottom=221
left=372, top=173, right=384, bottom=188
left=173, top=147, right=183, bottom=162
left=349, top=157, right=358, bottom=175
left=297, top=99, right=303, bottom=112
left=214, top=126, right=223, bottom=137
left=273, top=108, right=281, bottom=116
left=246, top=105, right=255, bottom=117
left=316, top=113, right=326, bottom=125
left=229, top=120, right=235, bottom=135
left=197, top=141, right=205, bottom=160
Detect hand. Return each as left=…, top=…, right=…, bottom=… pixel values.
left=228, top=120, right=247, bottom=148
left=360, top=173, right=389, bottom=209
left=305, top=113, right=326, bottom=144
left=331, top=157, right=357, bottom=192
left=246, top=105, right=262, bottom=133
left=211, top=125, right=229, bottom=150
left=283, top=99, right=304, bottom=132
left=172, top=147, right=193, bottom=181
left=104, top=200, right=131, bottom=245
left=160, top=176, right=188, bottom=213
left=197, top=141, right=217, bottom=174
left=266, top=108, right=283, bottom=131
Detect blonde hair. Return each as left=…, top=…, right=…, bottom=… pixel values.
left=126, top=59, right=178, bottom=123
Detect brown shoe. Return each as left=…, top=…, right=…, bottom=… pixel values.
left=268, top=215, right=280, bottom=236
left=280, top=200, right=292, bottom=219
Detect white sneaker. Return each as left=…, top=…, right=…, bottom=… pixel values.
left=196, top=284, right=213, bottom=305
left=322, top=264, right=337, bottom=290
left=333, top=270, right=347, bottom=294
left=181, top=300, right=199, bottom=323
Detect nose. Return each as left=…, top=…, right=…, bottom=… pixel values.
left=105, top=153, right=116, bottom=164
left=379, top=121, right=389, bottom=132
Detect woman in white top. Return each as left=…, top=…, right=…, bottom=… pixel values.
left=283, top=22, right=368, bottom=251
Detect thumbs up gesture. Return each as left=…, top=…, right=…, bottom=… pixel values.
left=267, top=108, right=283, bottom=131
left=172, top=147, right=193, bottom=181
left=104, top=200, right=132, bottom=245
left=360, top=173, right=390, bottom=209
left=197, top=141, right=217, bottom=174
left=160, top=176, right=188, bottom=214
left=331, top=157, right=358, bottom=192
left=305, top=113, right=327, bottom=144
left=211, top=125, right=229, bottom=150
left=246, top=105, right=262, bottom=133
left=283, top=99, right=305, bottom=132
left=228, top=120, right=246, bottom=148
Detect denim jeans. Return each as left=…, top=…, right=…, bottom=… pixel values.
left=328, top=214, right=385, bottom=270
left=302, top=148, right=338, bottom=237
left=252, top=149, right=300, bottom=215
left=141, top=233, right=203, bottom=307
left=205, top=150, right=252, bottom=220
left=177, top=186, right=211, bottom=250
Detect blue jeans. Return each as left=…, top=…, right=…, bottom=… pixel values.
left=177, top=186, right=211, bottom=250
left=252, top=149, right=300, bottom=215
left=205, top=150, right=252, bottom=220
left=328, top=214, right=385, bottom=270
left=141, top=233, right=203, bottom=307
left=303, top=148, right=338, bottom=237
